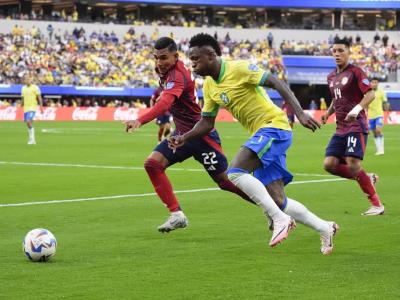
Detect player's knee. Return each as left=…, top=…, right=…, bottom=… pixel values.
left=227, top=168, right=248, bottom=183
left=323, top=160, right=336, bottom=173
left=144, top=158, right=164, bottom=173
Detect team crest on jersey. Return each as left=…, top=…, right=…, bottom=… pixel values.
left=248, top=64, right=259, bottom=71
left=341, top=76, right=348, bottom=85
left=165, top=82, right=174, bottom=90
left=220, top=92, right=230, bottom=104
left=362, top=79, right=370, bottom=85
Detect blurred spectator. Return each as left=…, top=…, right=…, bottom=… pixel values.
left=319, top=97, right=327, bottom=110
left=309, top=100, right=318, bottom=110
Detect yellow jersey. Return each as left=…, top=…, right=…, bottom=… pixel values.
left=21, top=84, right=41, bottom=112
left=202, top=60, right=291, bottom=135
left=368, top=88, right=387, bottom=119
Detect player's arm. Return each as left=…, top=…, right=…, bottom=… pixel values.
left=125, top=93, right=175, bottom=132
left=168, top=116, right=215, bottom=151
left=345, top=89, right=374, bottom=122
left=321, top=99, right=335, bottom=124
left=383, top=91, right=390, bottom=111
left=262, top=75, right=320, bottom=131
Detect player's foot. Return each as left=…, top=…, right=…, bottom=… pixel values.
left=158, top=210, right=188, bottom=233
left=375, top=151, right=384, bottom=156
left=361, top=205, right=385, bottom=216
left=368, top=173, right=379, bottom=186
left=269, top=216, right=296, bottom=247
left=27, top=140, right=36, bottom=145
left=320, top=222, right=340, bottom=255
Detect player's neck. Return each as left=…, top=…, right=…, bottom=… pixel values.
left=336, top=62, right=349, bottom=73
left=211, top=58, right=222, bottom=82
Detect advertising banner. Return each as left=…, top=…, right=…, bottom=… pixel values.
left=1, top=107, right=399, bottom=124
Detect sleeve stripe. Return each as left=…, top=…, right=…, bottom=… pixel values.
left=258, top=72, right=269, bottom=86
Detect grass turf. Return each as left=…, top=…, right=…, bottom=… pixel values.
left=0, top=121, right=399, bottom=299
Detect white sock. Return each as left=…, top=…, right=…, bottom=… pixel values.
left=228, top=172, right=288, bottom=222
left=380, top=135, right=384, bottom=153
left=284, top=198, right=330, bottom=234
left=28, top=127, right=35, bottom=140
left=374, top=137, right=379, bottom=152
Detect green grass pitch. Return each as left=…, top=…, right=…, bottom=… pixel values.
left=0, top=121, right=399, bottom=299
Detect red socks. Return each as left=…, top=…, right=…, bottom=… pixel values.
left=356, top=170, right=382, bottom=207
left=218, top=179, right=256, bottom=205
left=332, top=164, right=354, bottom=179
left=333, top=164, right=382, bottom=207
left=144, top=159, right=180, bottom=212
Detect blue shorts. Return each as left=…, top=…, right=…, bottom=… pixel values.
left=368, top=117, right=383, bottom=131
left=154, top=130, right=228, bottom=175
left=325, top=132, right=368, bottom=160
left=156, top=114, right=171, bottom=125
left=24, top=111, right=36, bottom=122
left=243, top=128, right=293, bottom=186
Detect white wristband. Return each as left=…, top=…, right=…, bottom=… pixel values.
left=349, top=104, right=363, bottom=116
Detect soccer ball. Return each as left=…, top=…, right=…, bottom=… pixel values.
left=23, top=228, right=57, bottom=262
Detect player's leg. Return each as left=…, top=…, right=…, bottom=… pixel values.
left=323, top=134, right=354, bottom=179
left=143, top=140, right=192, bottom=232
left=227, top=128, right=295, bottom=247
left=345, top=156, right=384, bottom=215
left=157, top=124, right=165, bottom=142
left=189, top=131, right=256, bottom=205
left=375, top=117, right=384, bottom=155
left=24, top=112, right=36, bottom=145
left=163, top=122, right=171, bottom=139
left=265, top=180, right=339, bottom=255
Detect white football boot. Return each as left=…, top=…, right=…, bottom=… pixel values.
left=320, top=222, right=340, bottom=255
left=158, top=211, right=188, bottom=233
left=269, top=216, right=296, bottom=247
left=362, top=205, right=385, bottom=216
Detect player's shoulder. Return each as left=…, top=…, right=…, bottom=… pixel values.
left=168, top=60, right=189, bottom=81
left=347, top=64, right=365, bottom=75
left=327, top=69, right=336, bottom=79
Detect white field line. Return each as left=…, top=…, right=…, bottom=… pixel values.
left=0, top=161, right=335, bottom=176
left=0, top=178, right=346, bottom=207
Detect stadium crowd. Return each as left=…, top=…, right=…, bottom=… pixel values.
left=0, top=25, right=286, bottom=87
left=0, top=23, right=399, bottom=89
left=281, top=34, right=399, bottom=81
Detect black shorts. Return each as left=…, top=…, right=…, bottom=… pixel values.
left=154, top=130, right=228, bottom=175
left=325, top=132, right=368, bottom=160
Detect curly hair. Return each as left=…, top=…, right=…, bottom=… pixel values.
left=189, top=33, right=221, bottom=56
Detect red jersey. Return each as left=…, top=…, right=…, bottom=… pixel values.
left=327, top=64, right=371, bottom=135
left=151, top=87, right=170, bottom=117
left=159, top=60, right=201, bottom=134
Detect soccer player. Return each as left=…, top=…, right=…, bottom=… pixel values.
left=21, top=74, right=42, bottom=145
left=170, top=33, right=339, bottom=254
left=321, top=39, right=384, bottom=216
left=368, top=77, right=389, bottom=155
left=150, top=87, right=172, bottom=143
left=125, top=37, right=255, bottom=233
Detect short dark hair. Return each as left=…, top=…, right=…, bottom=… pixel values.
left=189, top=33, right=222, bottom=56
left=371, top=77, right=380, bottom=82
left=334, top=38, right=350, bottom=48
left=154, top=37, right=177, bottom=52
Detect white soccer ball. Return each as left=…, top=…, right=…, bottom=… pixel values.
left=23, top=228, right=57, bottom=262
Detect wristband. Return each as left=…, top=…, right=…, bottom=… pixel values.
left=349, top=104, right=363, bottom=116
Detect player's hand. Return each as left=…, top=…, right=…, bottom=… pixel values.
left=344, top=113, right=357, bottom=122
left=297, top=113, right=321, bottom=132
left=321, top=114, right=329, bottom=124
left=124, top=120, right=141, bottom=133
left=168, top=135, right=185, bottom=153
left=345, top=104, right=363, bottom=122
